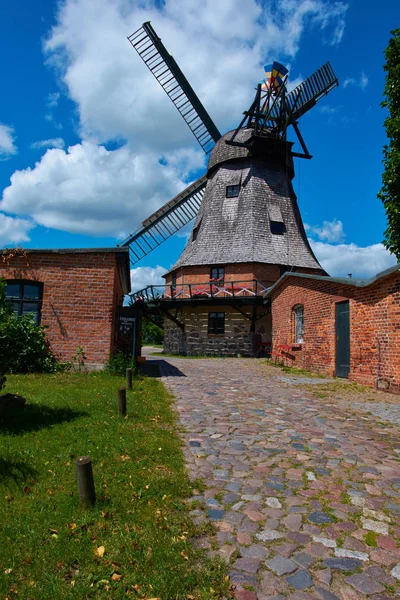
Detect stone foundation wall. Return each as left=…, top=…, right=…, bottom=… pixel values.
left=163, top=306, right=270, bottom=357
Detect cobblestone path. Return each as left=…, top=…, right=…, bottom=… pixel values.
left=151, top=353, right=400, bottom=599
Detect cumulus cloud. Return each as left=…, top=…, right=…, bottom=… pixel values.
left=0, top=124, right=17, bottom=160
left=31, top=137, right=65, bottom=150
left=43, top=0, right=348, bottom=150
left=0, top=0, right=347, bottom=239
left=310, top=240, right=397, bottom=278
left=0, top=213, right=33, bottom=245
left=343, top=71, right=368, bottom=89
left=0, top=142, right=190, bottom=237
left=305, top=218, right=345, bottom=243
left=130, top=265, right=167, bottom=291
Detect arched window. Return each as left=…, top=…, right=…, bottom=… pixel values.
left=293, top=304, right=304, bottom=344
left=5, top=280, right=43, bottom=325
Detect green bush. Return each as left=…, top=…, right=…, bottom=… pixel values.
left=105, top=351, right=139, bottom=376
left=0, top=278, right=58, bottom=391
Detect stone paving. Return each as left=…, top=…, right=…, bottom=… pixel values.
left=148, top=352, right=400, bottom=599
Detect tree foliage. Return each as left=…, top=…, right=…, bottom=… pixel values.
left=0, top=278, right=57, bottom=392
left=142, top=317, right=164, bottom=345
left=379, top=28, right=400, bottom=259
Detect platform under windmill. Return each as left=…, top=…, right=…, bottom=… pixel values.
left=121, top=22, right=339, bottom=356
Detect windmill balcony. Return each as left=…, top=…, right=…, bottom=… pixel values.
left=130, top=279, right=271, bottom=304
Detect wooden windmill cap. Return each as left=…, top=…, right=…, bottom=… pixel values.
left=208, top=128, right=295, bottom=178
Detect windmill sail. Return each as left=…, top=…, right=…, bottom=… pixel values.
left=128, top=22, right=221, bottom=154
left=269, top=62, right=338, bottom=125
left=118, top=176, right=206, bottom=265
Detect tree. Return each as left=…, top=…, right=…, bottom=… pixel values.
left=379, top=28, right=400, bottom=259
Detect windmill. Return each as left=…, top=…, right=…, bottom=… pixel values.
left=119, top=22, right=338, bottom=268
left=121, top=22, right=339, bottom=357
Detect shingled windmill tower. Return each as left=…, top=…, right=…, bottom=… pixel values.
left=122, top=24, right=339, bottom=356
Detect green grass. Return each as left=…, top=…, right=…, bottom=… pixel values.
left=0, top=373, right=229, bottom=600
left=365, top=531, right=378, bottom=547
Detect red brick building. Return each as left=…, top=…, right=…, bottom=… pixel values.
left=0, top=248, right=131, bottom=367
left=266, top=265, right=400, bottom=393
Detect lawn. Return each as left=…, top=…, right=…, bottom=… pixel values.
left=0, top=373, right=229, bottom=599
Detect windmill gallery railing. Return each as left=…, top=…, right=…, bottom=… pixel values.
left=130, top=280, right=271, bottom=303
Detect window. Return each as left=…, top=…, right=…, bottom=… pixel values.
left=208, top=312, right=225, bottom=334
left=6, top=280, right=43, bottom=325
left=271, top=220, right=285, bottom=235
left=293, top=305, right=304, bottom=344
left=210, top=266, right=224, bottom=284
left=226, top=184, right=240, bottom=198
left=171, top=273, right=177, bottom=292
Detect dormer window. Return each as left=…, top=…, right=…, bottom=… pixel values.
left=226, top=185, right=240, bottom=198
left=271, top=221, right=285, bottom=235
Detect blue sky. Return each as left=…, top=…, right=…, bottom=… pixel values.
left=0, top=0, right=399, bottom=289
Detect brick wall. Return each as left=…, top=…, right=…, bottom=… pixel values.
left=270, top=270, right=400, bottom=392
left=165, top=262, right=319, bottom=288
left=271, top=278, right=349, bottom=376
left=350, top=275, right=400, bottom=392
left=0, top=250, right=127, bottom=366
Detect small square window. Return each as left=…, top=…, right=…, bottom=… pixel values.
left=271, top=221, right=285, bottom=235
left=5, top=280, right=43, bottom=324
left=226, top=185, right=240, bottom=198
left=208, top=312, right=225, bottom=334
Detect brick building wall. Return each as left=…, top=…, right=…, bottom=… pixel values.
left=350, top=274, right=400, bottom=392
left=165, top=262, right=321, bottom=288
left=0, top=248, right=130, bottom=366
left=269, top=268, right=400, bottom=393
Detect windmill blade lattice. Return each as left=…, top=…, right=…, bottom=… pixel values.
left=118, top=175, right=206, bottom=266
left=128, top=22, right=221, bottom=154
left=266, top=62, right=338, bottom=129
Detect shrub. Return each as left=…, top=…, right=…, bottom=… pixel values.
left=0, top=278, right=58, bottom=391
left=105, top=351, right=139, bottom=376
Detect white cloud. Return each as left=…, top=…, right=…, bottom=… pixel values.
left=0, top=124, right=17, bottom=160
left=0, top=0, right=347, bottom=240
left=0, top=142, right=189, bottom=237
left=31, top=137, right=65, bottom=150
left=306, top=218, right=345, bottom=243
left=130, top=265, right=166, bottom=292
left=0, top=213, right=33, bottom=245
left=311, top=240, right=397, bottom=278
left=43, top=0, right=348, bottom=150
left=343, top=71, right=368, bottom=89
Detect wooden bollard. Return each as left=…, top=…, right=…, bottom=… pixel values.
left=126, top=368, right=133, bottom=390
left=75, top=456, right=96, bottom=506
left=117, top=387, right=127, bottom=416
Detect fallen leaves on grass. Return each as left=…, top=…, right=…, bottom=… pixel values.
left=95, top=545, right=105, bottom=557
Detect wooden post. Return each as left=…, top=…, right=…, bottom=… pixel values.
left=117, top=387, right=127, bottom=416
left=126, top=368, right=133, bottom=390
left=75, top=456, right=96, bottom=506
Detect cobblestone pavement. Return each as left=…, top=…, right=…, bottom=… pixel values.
left=149, top=352, right=400, bottom=600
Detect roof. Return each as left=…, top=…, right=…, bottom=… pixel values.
left=264, top=263, right=400, bottom=300
left=166, top=134, right=324, bottom=275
